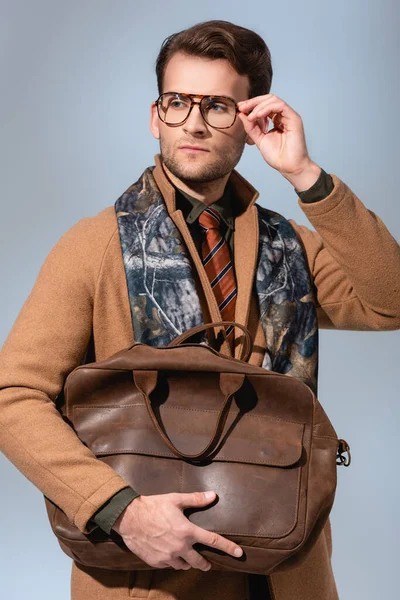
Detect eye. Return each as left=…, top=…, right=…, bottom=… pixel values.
left=208, top=101, right=227, bottom=112
left=170, top=100, right=185, bottom=108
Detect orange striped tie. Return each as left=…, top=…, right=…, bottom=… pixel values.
left=198, top=207, right=237, bottom=351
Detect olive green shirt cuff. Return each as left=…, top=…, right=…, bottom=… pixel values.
left=295, top=168, right=334, bottom=203
left=89, top=487, right=141, bottom=535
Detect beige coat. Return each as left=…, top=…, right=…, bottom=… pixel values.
left=1, top=154, right=399, bottom=599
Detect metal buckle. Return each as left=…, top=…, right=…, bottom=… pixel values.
left=336, top=438, right=351, bottom=467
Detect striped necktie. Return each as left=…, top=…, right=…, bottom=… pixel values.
left=198, top=206, right=237, bottom=350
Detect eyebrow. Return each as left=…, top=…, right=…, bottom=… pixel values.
left=165, top=91, right=239, bottom=103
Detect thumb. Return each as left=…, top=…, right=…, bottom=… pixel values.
left=174, top=490, right=216, bottom=509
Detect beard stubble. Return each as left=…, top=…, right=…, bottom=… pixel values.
left=159, top=135, right=247, bottom=186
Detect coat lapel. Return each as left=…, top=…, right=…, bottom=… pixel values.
left=152, top=153, right=260, bottom=360
left=233, top=205, right=259, bottom=359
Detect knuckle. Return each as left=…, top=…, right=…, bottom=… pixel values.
left=175, top=543, right=187, bottom=556
left=208, top=532, right=219, bottom=548
left=176, top=523, right=191, bottom=542
left=182, top=523, right=194, bottom=539
left=161, top=550, right=175, bottom=564
left=193, top=492, right=203, bottom=504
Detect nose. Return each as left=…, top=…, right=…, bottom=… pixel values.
left=183, top=102, right=208, bottom=134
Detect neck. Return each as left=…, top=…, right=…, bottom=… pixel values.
left=161, top=162, right=230, bottom=207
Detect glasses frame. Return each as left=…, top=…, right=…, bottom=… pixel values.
left=154, top=92, right=240, bottom=130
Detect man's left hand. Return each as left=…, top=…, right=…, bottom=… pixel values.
left=237, top=94, right=321, bottom=189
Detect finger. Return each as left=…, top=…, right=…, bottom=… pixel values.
left=239, top=97, right=279, bottom=114
left=237, top=94, right=277, bottom=110
left=239, top=110, right=266, bottom=129
left=247, top=100, right=287, bottom=121
left=183, top=548, right=212, bottom=571
left=249, top=103, right=300, bottom=130
left=174, top=491, right=216, bottom=509
left=167, top=557, right=192, bottom=570
left=154, top=561, right=173, bottom=569
left=193, top=525, right=243, bottom=558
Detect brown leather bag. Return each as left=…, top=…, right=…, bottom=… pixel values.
left=44, top=321, right=350, bottom=575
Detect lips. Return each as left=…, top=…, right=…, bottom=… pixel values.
left=179, top=145, right=209, bottom=151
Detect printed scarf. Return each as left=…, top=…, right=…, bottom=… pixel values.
left=115, top=166, right=319, bottom=394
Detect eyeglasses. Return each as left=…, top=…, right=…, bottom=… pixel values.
left=154, top=92, right=240, bottom=130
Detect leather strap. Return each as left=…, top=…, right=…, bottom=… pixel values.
left=133, top=370, right=246, bottom=461
left=168, top=321, right=253, bottom=362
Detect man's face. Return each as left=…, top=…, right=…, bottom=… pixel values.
left=150, top=52, right=254, bottom=185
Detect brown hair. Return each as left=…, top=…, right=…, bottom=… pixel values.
left=155, top=20, right=273, bottom=99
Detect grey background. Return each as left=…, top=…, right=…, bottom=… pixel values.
left=0, top=1, right=399, bottom=598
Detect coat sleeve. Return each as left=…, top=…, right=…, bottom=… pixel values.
left=0, top=217, right=131, bottom=534
left=289, top=174, right=400, bottom=330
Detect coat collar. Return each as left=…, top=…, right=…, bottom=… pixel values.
left=152, top=153, right=261, bottom=360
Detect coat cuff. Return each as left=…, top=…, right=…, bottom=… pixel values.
left=73, top=476, right=133, bottom=534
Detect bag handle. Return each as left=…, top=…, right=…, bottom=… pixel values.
left=168, top=321, right=253, bottom=362
left=133, top=370, right=245, bottom=461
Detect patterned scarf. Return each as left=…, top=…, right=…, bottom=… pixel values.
left=115, top=165, right=319, bottom=395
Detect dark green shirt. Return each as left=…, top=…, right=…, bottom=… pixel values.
left=176, top=179, right=236, bottom=256
left=91, top=167, right=334, bottom=534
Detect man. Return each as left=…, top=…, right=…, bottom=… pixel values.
left=1, top=19, right=399, bottom=600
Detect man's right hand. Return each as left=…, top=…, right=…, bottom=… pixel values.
left=112, top=490, right=243, bottom=571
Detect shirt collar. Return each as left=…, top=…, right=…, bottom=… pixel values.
left=174, top=183, right=235, bottom=231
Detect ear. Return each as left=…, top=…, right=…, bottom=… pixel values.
left=150, top=101, right=160, bottom=139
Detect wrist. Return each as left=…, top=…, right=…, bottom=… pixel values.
left=112, top=496, right=140, bottom=535
left=281, top=161, right=322, bottom=192
left=112, top=505, right=129, bottom=535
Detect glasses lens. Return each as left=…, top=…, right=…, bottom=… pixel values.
left=203, top=96, right=236, bottom=127
left=202, top=97, right=237, bottom=128
left=157, top=94, right=237, bottom=128
left=158, top=93, right=191, bottom=124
